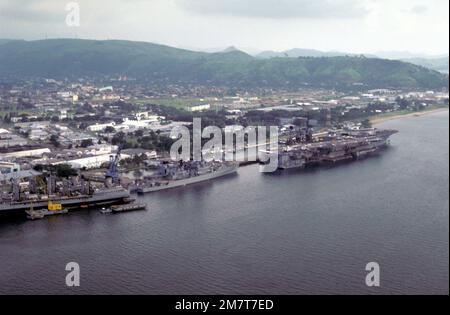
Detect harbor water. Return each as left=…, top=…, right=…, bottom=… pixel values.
left=0, top=110, right=448, bottom=294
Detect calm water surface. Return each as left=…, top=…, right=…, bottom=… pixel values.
left=0, top=111, right=448, bottom=295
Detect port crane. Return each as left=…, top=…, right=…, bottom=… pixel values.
left=105, top=145, right=122, bottom=186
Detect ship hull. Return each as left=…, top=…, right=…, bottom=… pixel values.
left=277, top=141, right=390, bottom=171
left=0, top=188, right=130, bottom=217
left=137, top=166, right=238, bottom=194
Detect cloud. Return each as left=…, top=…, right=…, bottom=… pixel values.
left=410, top=5, right=428, bottom=14
left=175, top=0, right=370, bottom=19
left=0, top=0, right=64, bottom=23
left=0, top=8, right=60, bottom=23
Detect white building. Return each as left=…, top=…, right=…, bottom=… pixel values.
left=102, top=95, right=121, bottom=101
left=29, top=129, right=49, bottom=141
left=2, top=148, right=51, bottom=159
left=0, top=161, right=20, bottom=174
left=188, top=104, right=211, bottom=112
left=87, top=122, right=116, bottom=132
left=134, top=112, right=165, bottom=122
left=84, top=144, right=118, bottom=156
left=53, top=153, right=130, bottom=169
left=116, top=118, right=168, bottom=131
left=99, top=86, right=113, bottom=92
left=0, top=133, right=28, bottom=148
left=57, top=91, right=73, bottom=99
left=15, top=121, right=50, bottom=130
left=59, top=109, right=68, bottom=120
left=54, top=124, right=69, bottom=131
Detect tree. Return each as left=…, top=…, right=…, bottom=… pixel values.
left=396, top=97, right=410, bottom=110
left=78, top=122, right=88, bottom=130
left=33, top=164, right=78, bottom=178
left=33, top=164, right=44, bottom=172
left=50, top=134, right=60, bottom=147
left=21, top=130, right=30, bottom=138
left=80, top=139, right=94, bottom=148
left=361, top=119, right=372, bottom=128
left=134, top=129, right=144, bottom=137
left=82, top=103, right=94, bottom=113
left=105, top=126, right=116, bottom=133
left=56, top=164, right=78, bottom=178
left=112, top=131, right=126, bottom=145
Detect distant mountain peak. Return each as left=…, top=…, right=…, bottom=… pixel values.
left=222, top=46, right=240, bottom=53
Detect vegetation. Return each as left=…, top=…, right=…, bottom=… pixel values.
left=110, top=130, right=174, bottom=152
left=401, top=57, right=449, bottom=73
left=49, top=134, right=60, bottom=147
left=361, top=119, right=372, bottom=128
left=104, top=126, right=116, bottom=133
left=80, top=139, right=94, bottom=148
left=33, top=163, right=78, bottom=178
left=0, top=39, right=447, bottom=90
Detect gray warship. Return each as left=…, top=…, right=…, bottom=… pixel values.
left=136, top=160, right=238, bottom=194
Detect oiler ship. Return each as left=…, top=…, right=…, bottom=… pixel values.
left=0, top=184, right=130, bottom=217
left=260, top=125, right=398, bottom=171
left=0, top=149, right=130, bottom=217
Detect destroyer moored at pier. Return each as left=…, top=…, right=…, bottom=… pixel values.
left=136, top=161, right=238, bottom=194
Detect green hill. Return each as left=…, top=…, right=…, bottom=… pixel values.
left=0, top=39, right=447, bottom=89
left=401, top=57, right=449, bottom=73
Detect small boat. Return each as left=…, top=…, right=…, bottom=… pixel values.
left=110, top=203, right=147, bottom=213
left=26, top=209, right=69, bottom=220
left=123, top=197, right=136, bottom=204
left=100, top=207, right=113, bottom=214
left=26, top=210, right=45, bottom=220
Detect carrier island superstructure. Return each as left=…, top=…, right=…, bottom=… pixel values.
left=261, top=125, right=398, bottom=171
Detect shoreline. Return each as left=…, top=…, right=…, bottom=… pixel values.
left=371, top=107, right=449, bottom=125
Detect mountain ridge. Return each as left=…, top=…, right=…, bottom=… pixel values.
left=0, top=39, right=447, bottom=90
left=255, top=48, right=449, bottom=72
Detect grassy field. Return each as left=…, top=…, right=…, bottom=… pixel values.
left=132, top=98, right=206, bottom=110
left=370, top=105, right=449, bottom=125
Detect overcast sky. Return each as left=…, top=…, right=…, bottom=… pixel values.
left=0, top=0, right=448, bottom=55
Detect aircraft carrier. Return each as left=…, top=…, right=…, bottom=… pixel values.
left=261, top=126, right=398, bottom=171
